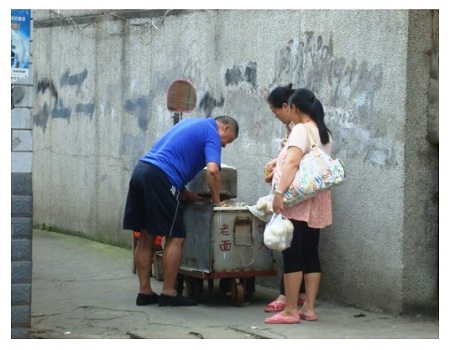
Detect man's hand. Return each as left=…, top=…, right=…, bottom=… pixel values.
left=179, top=189, right=201, bottom=202
left=205, top=162, right=221, bottom=205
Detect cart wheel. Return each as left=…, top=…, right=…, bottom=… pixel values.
left=230, top=279, right=245, bottom=306
left=185, top=277, right=193, bottom=297
left=208, top=279, right=214, bottom=291
left=186, top=277, right=203, bottom=302
left=244, top=276, right=255, bottom=301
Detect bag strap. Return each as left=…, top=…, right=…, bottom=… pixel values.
left=304, top=125, right=331, bottom=183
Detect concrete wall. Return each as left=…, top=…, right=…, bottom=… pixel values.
left=11, top=14, right=34, bottom=338
left=402, top=10, right=439, bottom=315
left=30, top=9, right=438, bottom=316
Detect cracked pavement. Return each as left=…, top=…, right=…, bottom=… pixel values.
left=31, top=229, right=439, bottom=341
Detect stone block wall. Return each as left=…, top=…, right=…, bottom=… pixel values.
left=11, top=13, right=34, bottom=338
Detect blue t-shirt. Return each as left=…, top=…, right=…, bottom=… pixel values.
left=140, top=117, right=222, bottom=190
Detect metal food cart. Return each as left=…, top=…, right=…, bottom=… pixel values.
left=176, top=167, right=276, bottom=306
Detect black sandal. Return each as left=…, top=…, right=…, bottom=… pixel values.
left=158, top=293, right=198, bottom=307
left=136, top=293, right=159, bottom=306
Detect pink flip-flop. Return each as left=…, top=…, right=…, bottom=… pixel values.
left=264, top=313, right=300, bottom=324
left=264, top=300, right=286, bottom=312
left=298, top=310, right=318, bottom=321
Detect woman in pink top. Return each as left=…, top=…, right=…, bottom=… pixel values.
left=264, top=84, right=306, bottom=313
left=265, top=88, right=333, bottom=325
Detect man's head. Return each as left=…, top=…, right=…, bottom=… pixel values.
left=215, top=116, right=239, bottom=148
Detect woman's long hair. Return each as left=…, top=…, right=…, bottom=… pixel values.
left=288, top=88, right=331, bottom=145
left=267, top=83, right=295, bottom=108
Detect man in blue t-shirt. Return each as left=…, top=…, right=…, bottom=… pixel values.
left=123, top=115, right=239, bottom=307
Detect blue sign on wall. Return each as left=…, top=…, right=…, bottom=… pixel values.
left=11, top=9, right=31, bottom=81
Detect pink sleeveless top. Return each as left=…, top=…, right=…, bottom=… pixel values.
left=272, top=123, right=333, bottom=229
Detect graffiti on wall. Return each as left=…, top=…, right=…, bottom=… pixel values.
left=37, top=79, right=58, bottom=100
left=199, top=91, right=224, bottom=116
left=225, top=62, right=257, bottom=87
left=273, top=33, right=382, bottom=110
left=34, top=69, right=95, bottom=132
left=125, top=97, right=151, bottom=131
left=60, top=68, right=88, bottom=95
left=272, top=33, right=392, bottom=167
left=198, top=61, right=257, bottom=116
left=34, top=68, right=152, bottom=134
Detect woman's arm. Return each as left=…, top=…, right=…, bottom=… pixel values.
left=272, top=146, right=303, bottom=213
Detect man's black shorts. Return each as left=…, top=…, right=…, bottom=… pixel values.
left=123, top=161, right=186, bottom=238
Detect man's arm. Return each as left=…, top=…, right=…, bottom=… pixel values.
left=205, top=161, right=221, bottom=205
left=178, top=188, right=200, bottom=202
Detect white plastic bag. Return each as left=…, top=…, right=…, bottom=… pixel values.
left=256, top=195, right=272, bottom=213
left=263, top=213, right=294, bottom=251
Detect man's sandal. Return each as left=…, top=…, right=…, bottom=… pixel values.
left=264, top=300, right=286, bottom=312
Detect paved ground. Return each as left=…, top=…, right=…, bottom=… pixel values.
left=30, top=229, right=440, bottom=345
